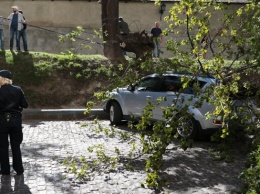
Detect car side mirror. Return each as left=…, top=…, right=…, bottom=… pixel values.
left=127, top=84, right=135, bottom=92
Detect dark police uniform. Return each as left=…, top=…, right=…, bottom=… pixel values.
left=0, top=70, right=28, bottom=175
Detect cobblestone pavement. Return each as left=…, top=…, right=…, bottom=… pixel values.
left=0, top=120, right=247, bottom=194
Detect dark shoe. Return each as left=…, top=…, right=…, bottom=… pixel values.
left=0, top=170, right=10, bottom=175
left=15, top=171, right=24, bottom=175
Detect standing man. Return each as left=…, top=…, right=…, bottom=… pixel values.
left=151, top=21, right=163, bottom=58
left=200, top=34, right=209, bottom=59
left=0, top=70, right=28, bottom=175
left=118, top=16, right=130, bottom=56
left=18, top=10, right=28, bottom=52
left=118, top=16, right=130, bottom=35
left=0, top=16, right=5, bottom=51
left=7, top=6, right=24, bottom=52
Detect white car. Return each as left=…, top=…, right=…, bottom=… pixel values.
left=103, top=73, right=248, bottom=139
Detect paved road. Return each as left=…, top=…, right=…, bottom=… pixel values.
left=0, top=120, right=246, bottom=194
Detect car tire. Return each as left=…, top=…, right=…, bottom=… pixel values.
left=177, top=116, right=199, bottom=140
left=109, top=102, right=123, bottom=125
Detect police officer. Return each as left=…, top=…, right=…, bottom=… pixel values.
left=0, top=70, right=28, bottom=175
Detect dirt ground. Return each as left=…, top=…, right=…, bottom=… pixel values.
left=24, top=74, right=106, bottom=109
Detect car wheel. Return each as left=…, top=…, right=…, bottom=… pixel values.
left=109, top=102, right=123, bottom=125
left=177, top=116, right=199, bottom=140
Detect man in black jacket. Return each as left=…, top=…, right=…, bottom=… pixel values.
left=118, top=16, right=130, bottom=35
left=118, top=17, right=130, bottom=56
left=0, top=70, right=28, bottom=175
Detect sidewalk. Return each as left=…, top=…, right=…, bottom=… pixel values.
left=1, top=120, right=155, bottom=194
left=22, top=108, right=109, bottom=120
left=0, top=111, right=246, bottom=193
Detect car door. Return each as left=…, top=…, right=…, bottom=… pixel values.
left=124, top=76, right=163, bottom=118
left=124, top=75, right=180, bottom=121
left=152, top=76, right=183, bottom=120
left=152, top=75, right=203, bottom=121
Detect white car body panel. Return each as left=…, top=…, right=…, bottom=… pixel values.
left=104, top=73, right=222, bottom=131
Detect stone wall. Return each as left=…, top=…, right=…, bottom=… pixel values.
left=0, top=1, right=244, bottom=57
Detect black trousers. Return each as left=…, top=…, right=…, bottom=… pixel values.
left=0, top=116, right=24, bottom=175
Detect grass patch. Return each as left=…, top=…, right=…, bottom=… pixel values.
left=0, top=51, right=111, bottom=108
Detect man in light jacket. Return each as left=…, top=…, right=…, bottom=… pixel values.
left=7, top=6, right=24, bottom=52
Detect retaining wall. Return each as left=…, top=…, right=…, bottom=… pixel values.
left=0, top=1, right=244, bottom=58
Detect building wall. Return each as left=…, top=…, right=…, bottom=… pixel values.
left=0, top=1, right=244, bottom=57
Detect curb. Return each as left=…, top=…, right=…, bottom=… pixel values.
left=22, top=109, right=109, bottom=121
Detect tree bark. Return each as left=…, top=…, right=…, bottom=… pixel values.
left=101, top=0, right=125, bottom=62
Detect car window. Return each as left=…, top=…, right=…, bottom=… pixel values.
left=137, top=77, right=162, bottom=91
left=183, top=80, right=208, bottom=94
left=162, top=76, right=182, bottom=92
left=162, top=76, right=207, bottom=94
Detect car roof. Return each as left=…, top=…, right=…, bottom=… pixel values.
left=143, top=72, right=215, bottom=82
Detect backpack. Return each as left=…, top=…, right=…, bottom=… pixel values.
left=23, top=23, right=27, bottom=30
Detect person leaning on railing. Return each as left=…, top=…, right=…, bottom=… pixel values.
left=7, top=6, right=25, bottom=52
left=18, top=10, right=28, bottom=52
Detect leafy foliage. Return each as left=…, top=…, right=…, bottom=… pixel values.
left=239, top=145, right=260, bottom=194
left=61, top=0, right=260, bottom=192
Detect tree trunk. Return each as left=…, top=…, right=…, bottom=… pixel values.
left=101, top=0, right=125, bottom=62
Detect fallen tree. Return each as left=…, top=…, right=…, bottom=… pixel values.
left=116, top=30, right=154, bottom=61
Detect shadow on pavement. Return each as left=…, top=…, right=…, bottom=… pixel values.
left=113, top=123, right=247, bottom=192
left=18, top=120, right=246, bottom=193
